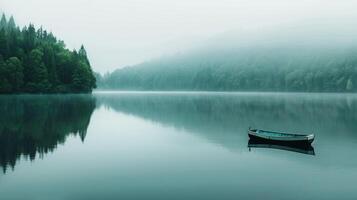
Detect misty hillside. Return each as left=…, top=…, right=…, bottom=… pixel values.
left=98, top=24, right=357, bottom=92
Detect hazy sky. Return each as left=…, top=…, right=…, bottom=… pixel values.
left=1, top=0, right=356, bottom=73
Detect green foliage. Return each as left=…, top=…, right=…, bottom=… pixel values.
left=0, top=13, right=96, bottom=94
left=0, top=56, right=11, bottom=93
left=0, top=28, right=8, bottom=57
left=0, top=14, right=6, bottom=30
left=25, top=49, right=50, bottom=93
left=72, top=61, right=96, bottom=92
left=5, top=57, right=23, bottom=92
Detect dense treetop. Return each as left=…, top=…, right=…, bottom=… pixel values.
left=0, top=13, right=96, bottom=93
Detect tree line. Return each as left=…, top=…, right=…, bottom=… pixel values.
left=97, top=42, right=357, bottom=92
left=0, top=13, right=96, bottom=93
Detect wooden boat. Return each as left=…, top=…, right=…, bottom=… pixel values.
left=248, top=140, right=315, bottom=155
left=248, top=128, right=314, bottom=145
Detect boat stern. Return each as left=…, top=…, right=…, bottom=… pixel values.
left=307, top=134, right=315, bottom=143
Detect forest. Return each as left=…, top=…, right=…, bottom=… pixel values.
left=97, top=29, right=357, bottom=92
left=0, top=14, right=96, bottom=94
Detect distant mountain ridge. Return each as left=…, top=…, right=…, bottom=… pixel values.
left=98, top=22, right=357, bottom=92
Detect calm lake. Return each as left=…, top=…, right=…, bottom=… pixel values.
left=0, top=92, right=357, bottom=200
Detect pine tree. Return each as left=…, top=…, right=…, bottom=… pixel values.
left=23, top=24, right=36, bottom=52
left=0, top=28, right=9, bottom=57
left=72, top=61, right=92, bottom=92
left=25, top=49, right=50, bottom=92
left=7, top=27, right=19, bottom=57
left=0, top=14, right=6, bottom=30
left=43, top=45, right=58, bottom=87
left=7, top=16, right=16, bottom=30
left=6, top=57, right=23, bottom=92
left=0, top=55, right=12, bottom=93
left=77, top=45, right=96, bottom=89
left=78, top=45, right=90, bottom=66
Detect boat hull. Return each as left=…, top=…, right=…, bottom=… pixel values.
left=248, top=129, right=314, bottom=145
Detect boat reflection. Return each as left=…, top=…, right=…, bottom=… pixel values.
left=248, top=139, right=315, bottom=155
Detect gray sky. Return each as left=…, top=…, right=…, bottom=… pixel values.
left=1, top=0, right=357, bottom=73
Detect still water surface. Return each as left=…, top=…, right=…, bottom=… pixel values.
left=0, top=92, right=357, bottom=200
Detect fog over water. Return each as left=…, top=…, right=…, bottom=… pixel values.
left=1, top=0, right=357, bottom=73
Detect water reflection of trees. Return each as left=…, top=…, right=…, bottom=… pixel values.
left=0, top=95, right=95, bottom=173
left=97, top=93, right=357, bottom=150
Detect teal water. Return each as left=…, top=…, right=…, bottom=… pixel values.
left=0, top=92, right=357, bottom=200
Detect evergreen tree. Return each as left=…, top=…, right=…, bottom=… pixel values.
left=0, top=55, right=11, bottom=93
left=43, top=45, right=58, bottom=88
left=23, top=24, right=36, bottom=52
left=0, top=14, right=6, bottom=30
left=7, top=16, right=16, bottom=30
left=78, top=45, right=90, bottom=66
left=72, top=61, right=93, bottom=92
left=6, top=57, right=23, bottom=92
left=25, top=49, right=50, bottom=92
left=7, top=28, right=19, bottom=57
left=0, top=28, right=9, bottom=57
